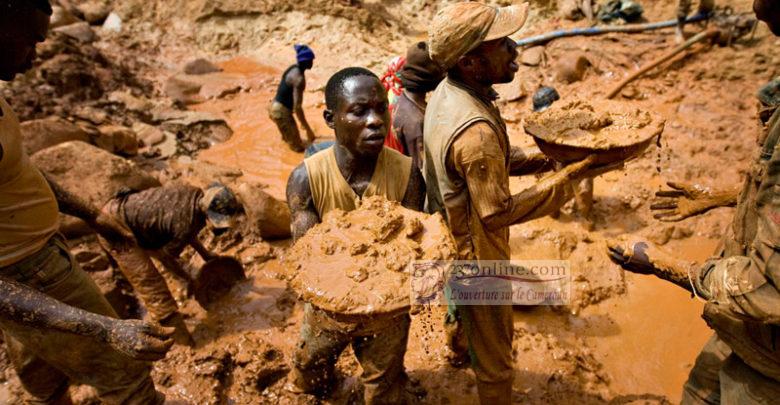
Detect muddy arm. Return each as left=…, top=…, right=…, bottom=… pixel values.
left=652, top=182, right=740, bottom=222
left=41, top=171, right=133, bottom=241
left=286, top=163, right=321, bottom=241
left=607, top=238, right=695, bottom=292
left=508, top=145, right=555, bottom=176
left=0, top=277, right=173, bottom=360
left=401, top=167, right=426, bottom=212
left=291, top=71, right=315, bottom=141
left=41, top=171, right=100, bottom=222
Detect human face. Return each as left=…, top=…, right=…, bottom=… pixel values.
left=325, top=76, right=389, bottom=158
left=754, top=0, right=780, bottom=36
left=299, top=59, right=313, bottom=71
left=0, top=9, right=50, bottom=81
left=466, top=37, right=519, bottom=85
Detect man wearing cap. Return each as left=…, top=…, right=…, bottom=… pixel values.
left=270, top=44, right=317, bottom=152
left=424, top=2, right=608, bottom=403
left=609, top=1, right=780, bottom=402
left=393, top=41, right=445, bottom=171
left=0, top=1, right=173, bottom=403
left=93, top=183, right=243, bottom=346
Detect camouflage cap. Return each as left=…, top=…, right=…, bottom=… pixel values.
left=428, top=2, right=529, bottom=71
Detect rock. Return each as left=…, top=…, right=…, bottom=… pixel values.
left=156, top=132, right=178, bottom=158
left=132, top=122, right=165, bottom=146
left=164, top=76, right=204, bottom=105
left=76, top=1, right=111, bottom=24
left=555, top=53, right=591, bottom=83
left=102, top=12, right=122, bottom=33
left=108, top=91, right=152, bottom=113
left=31, top=141, right=160, bottom=208
left=184, top=58, right=223, bottom=75
left=53, top=22, right=96, bottom=43
left=234, top=183, right=292, bottom=239
left=94, top=125, right=140, bottom=156
left=521, top=46, right=545, bottom=66
left=20, top=117, right=89, bottom=154
left=559, top=0, right=583, bottom=20
left=50, top=5, right=79, bottom=29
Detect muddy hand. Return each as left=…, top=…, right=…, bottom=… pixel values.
left=106, top=319, right=175, bottom=361
left=606, top=238, right=656, bottom=274
left=651, top=181, right=717, bottom=222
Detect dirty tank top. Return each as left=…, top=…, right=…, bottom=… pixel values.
left=274, top=65, right=297, bottom=110
left=0, top=97, right=59, bottom=267
left=303, top=146, right=412, bottom=217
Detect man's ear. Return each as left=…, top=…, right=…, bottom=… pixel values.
left=323, top=109, right=336, bottom=129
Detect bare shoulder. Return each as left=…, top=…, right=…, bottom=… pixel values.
left=286, top=162, right=312, bottom=210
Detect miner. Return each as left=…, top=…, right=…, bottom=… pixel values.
left=286, top=67, right=426, bottom=403
left=0, top=1, right=173, bottom=403
left=88, top=183, right=241, bottom=346
left=392, top=41, right=445, bottom=171
left=269, top=44, right=317, bottom=152
left=609, top=1, right=780, bottom=403
left=424, top=2, right=615, bottom=403
left=676, top=0, right=716, bottom=42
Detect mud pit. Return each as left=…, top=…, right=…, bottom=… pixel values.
left=0, top=0, right=777, bottom=403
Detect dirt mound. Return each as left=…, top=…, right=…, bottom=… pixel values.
left=153, top=332, right=288, bottom=405
left=2, top=31, right=153, bottom=123
left=31, top=140, right=160, bottom=208
left=284, top=196, right=457, bottom=316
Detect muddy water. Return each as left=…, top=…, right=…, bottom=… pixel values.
left=194, top=57, right=332, bottom=200
left=190, top=56, right=719, bottom=403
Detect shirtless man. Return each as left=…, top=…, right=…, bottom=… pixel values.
left=286, top=67, right=425, bottom=404
left=269, top=44, right=316, bottom=152
left=0, top=1, right=172, bottom=403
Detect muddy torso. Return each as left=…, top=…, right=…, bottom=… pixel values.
left=0, top=97, right=59, bottom=267
left=120, top=184, right=205, bottom=253
left=393, top=91, right=426, bottom=171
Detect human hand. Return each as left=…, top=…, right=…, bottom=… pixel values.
left=651, top=182, right=721, bottom=222
left=606, top=237, right=656, bottom=274
left=106, top=319, right=175, bottom=361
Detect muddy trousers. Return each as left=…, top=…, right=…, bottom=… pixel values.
left=291, top=304, right=412, bottom=404
left=457, top=304, right=514, bottom=405
left=0, top=236, right=162, bottom=405
left=268, top=101, right=305, bottom=152
left=682, top=334, right=780, bottom=405
left=98, top=200, right=180, bottom=324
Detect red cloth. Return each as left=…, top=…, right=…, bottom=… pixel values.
left=380, top=56, right=407, bottom=155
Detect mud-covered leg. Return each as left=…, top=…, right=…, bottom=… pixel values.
left=461, top=304, right=514, bottom=405
left=289, top=304, right=350, bottom=396
left=352, top=313, right=413, bottom=404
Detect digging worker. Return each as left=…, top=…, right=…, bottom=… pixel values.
left=0, top=1, right=173, bottom=403
left=270, top=44, right=317, bottom=152
left=89, top=183, right=243, bottom=346
left=424, top=2, right=618, bottom=403
left=609, top=1, right=780, bottom=403
left=392, top=41, right=445, bottom=171
left=286, top=67, right=426, bottom=403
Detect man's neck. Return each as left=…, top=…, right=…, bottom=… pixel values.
left=333, top=143, right=378, bottom=186
left=404, top=90, right=427, bottom=110
left=448, top=72, right=498, bottom=104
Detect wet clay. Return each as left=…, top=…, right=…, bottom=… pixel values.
left=524, top=100, right=665, bottom=163
left=283, top=196, right=457, bottom=316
